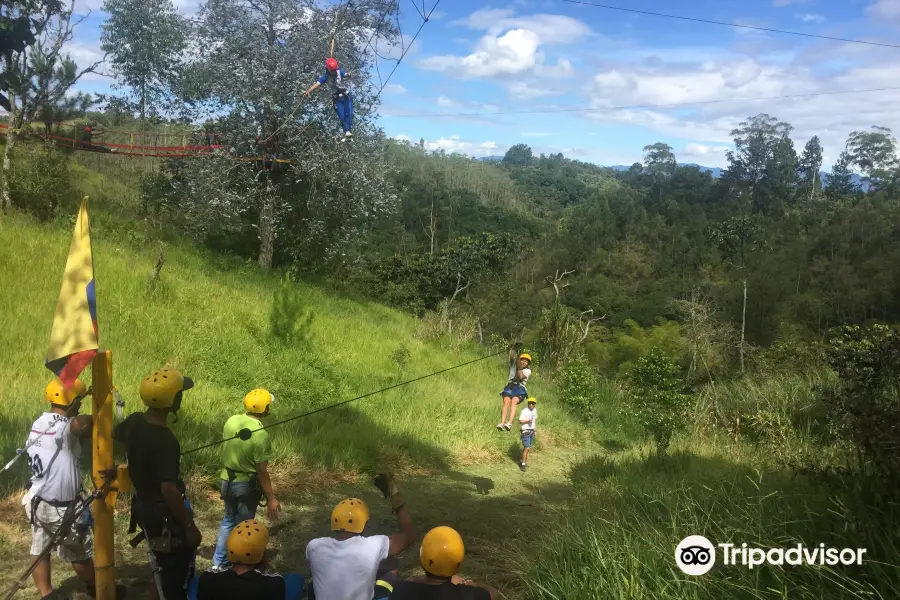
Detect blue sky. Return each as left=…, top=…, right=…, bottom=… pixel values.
left=58, top=0, right=900, bottom=167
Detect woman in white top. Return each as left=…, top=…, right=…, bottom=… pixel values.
left=497, top=349, right=532, bottom=431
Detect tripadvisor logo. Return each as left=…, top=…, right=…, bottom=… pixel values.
left=675, top=536, right=867, bottom=576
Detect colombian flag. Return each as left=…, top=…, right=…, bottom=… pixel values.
left=45, top=197, right=98, bottom=389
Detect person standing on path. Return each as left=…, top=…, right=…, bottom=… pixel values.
left=518, top=398, right=537, bottom=472
left=115, top=367, right=202, bottom=600
left=22, top=378, right=96, bottom=599
left=498, top=349, right=532, bottom=431
left=212, top=388, right=281, bottom=570
left=391, top=526, right=498, bottom=599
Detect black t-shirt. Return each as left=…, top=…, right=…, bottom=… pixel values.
left=391, top=581, right=492, bottom=600
left=113, top=412, right=181, bottom=507
left=197, top=569, right=286, bottom=600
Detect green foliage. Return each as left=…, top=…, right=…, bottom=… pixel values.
left=8, top=144, right=73, bottom=220
left=558, top=354, right=597, bottom=421
left=821, top=324, right=900, bottom=496
left=101, top=0, right=188, bottom=118
left=602, top=318, right=683, bottom=376
left=0, top=0, right=63, bottom=111
left=269, top=275, right=314, bottom=344
left=624, top=349, right=690, bottom=454
left=389, top=344, right=410, bottom=376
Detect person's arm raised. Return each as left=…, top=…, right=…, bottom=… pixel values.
left=374, top=473, right=415, bottom=556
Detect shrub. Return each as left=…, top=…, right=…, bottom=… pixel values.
left=559, top=354, right=597, bottom=421
left=270, top=274, right=314, bottom=343
left=9, top=144, right=73, bottom=220
left=624, top=349, right=691, bottom=454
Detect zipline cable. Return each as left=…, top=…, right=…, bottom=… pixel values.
left=383, top=86, right=900, bottom=118
left=371, top=0, right=441, bottom=103
left=560, top=0, right=900, bottom=50
left=181, top=348, right=504, bottom=457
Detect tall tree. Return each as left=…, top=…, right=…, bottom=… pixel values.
left=101, top=0, right=187, bottom=120
left=845, top=126, right=898, bottom=192
left=1, top=0, right=62, bottom=110
left=725, top=113, right=793, bottom=214
left=178, top=0, right=399, bottom=270
left=826, top=151, right=858, bottom=200
left=643, top=142, right=677, bottom=178
left=1, top=0, right=101, bottom=212
left=797, top=136, right=824, bottom=202
left=503, top=143, right=533, bottom=166
left=709, top=215, right=765, bottom=373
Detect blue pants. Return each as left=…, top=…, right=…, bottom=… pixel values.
left=334, top=94, right=352, bottom=132
left=188, top=573, right=304, bottom=600
left=213, top=480, right=258, bottom=567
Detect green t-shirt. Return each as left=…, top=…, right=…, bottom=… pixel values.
left=219, top=414, right=272, bottom=482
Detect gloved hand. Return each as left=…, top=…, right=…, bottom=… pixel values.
left=373, top=473, right=405, bottom=511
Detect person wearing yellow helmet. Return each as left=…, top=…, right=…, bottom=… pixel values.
left=306, top=474, right=416, bottom=600
left=212, top=388, right=280, bottom=570
left=497, top=347, right=532, bottom=431
left=391, top=526, right=498, bottom=599
left=113, top=367, right=200, bottom=600
left=22, top=378, right=97, bottom=599
left=196, top=519, right=303, bottom=600
left=518, top=397, right=538, bottom=472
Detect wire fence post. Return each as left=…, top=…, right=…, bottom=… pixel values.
left=91, top=350, right=116, bottom=600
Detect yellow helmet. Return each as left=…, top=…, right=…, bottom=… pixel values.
left=244, top=388, right=274, bottom=414
left=519, top=353, right=532, bottom=362
left=45, top=378, right=87, bottom=406
left=139, top=368, right=194, bottom=409
left=331, top=498, right=370, bottom=534
left=226, top=519, right=269, bottom=565
left=420, top=526, right=465, bottom=577
left=527, top=397, right=537, bottom=404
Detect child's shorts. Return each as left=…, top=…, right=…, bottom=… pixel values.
left=501, top=384, right=528, bottom=402
left=521, top=430, right=535, bottom=448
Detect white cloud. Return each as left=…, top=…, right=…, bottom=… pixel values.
left=774, top=0, right=810, bottom=6
left=393, top=134, right=411, bottom=142
left=796, top=13, right=825, bottom=23
left=682, top=143, right=730, bottom=158
left=867, top=0, right=900, bottom=22
left=506, top=81, right=557, bottom=99
left=422, top=136, right=509, bottom=157
left=382, top=84, right=407, bottom=95
left=583, top=50, right=900, bottom=168
left=437, top=95, right=460, bottom=107
left=421, top=28, right=541, bottom=78
left=455, top=9, right=591, bottom=45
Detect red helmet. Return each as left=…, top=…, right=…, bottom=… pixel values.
left=326, top=57, right=338, bottom=71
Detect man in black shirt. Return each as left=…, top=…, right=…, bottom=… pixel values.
left=197, top=519, right=289, bottom=600
left=114, top=367, right=201, bottom=600
left=392, top=527, right=497, bottom=600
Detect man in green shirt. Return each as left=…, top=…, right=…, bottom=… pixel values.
left=212, top=388, right=280, bottom=570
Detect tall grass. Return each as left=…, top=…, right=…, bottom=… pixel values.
left=0, top=210, right=586, bottom=495
left=518, top=373, right=899, bottom=599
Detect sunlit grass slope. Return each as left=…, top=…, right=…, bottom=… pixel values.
left=0, top=210, right=585, bottom=495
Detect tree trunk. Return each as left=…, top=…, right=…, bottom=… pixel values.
left=1, top=111, right=21, bottom=213
left=740, top=278, right=747, bottom=374
left=258, top=182, right=275, bottom=271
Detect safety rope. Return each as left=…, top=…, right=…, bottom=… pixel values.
left=370, top=0, right=441, bottom=104
left=4, top=476, right=114, bottom=600
left=181, top=349, right=505, bottom=456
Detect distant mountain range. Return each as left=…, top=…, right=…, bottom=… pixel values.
left=475, top=156, right=865, bottom=188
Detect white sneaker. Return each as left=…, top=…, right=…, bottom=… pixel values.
left=345, top=131, right=352, bottom=138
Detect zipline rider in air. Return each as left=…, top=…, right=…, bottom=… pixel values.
left=497, top=349, right=532, bottom=431
left=212, top=388, right=281, bottom=570
left=304, top=57, right=354, bottom=140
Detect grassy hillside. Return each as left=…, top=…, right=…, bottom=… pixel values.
left=0, top=207, right=593, bottom=598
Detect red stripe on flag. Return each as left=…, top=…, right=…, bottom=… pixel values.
left=58, top=349, right=97, bottom=389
